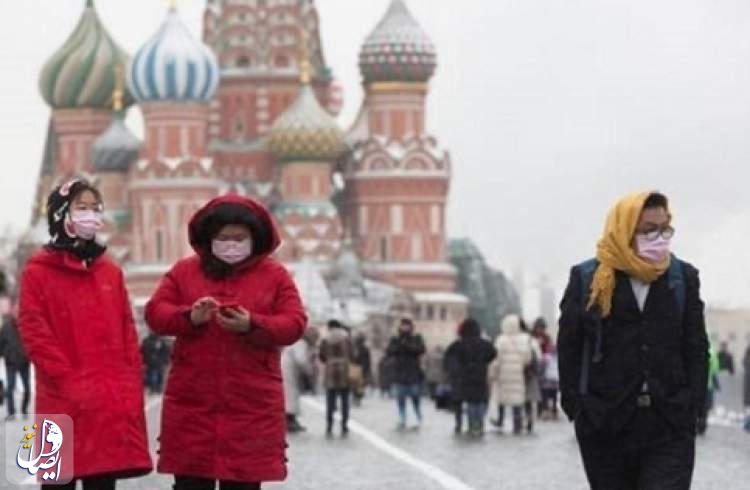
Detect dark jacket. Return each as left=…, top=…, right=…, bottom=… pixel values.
left=386, top=332, right=426, bottom=385
left=717, top=350, right=735, bottom=375
left=140, top=333, right=171, bottom=370
left=743, top=346, right=750, bottom=408
left=319, top=328, right=353, bottom=390
left=0, top=317, right=28, bottom=366
left=557, top=261, right=708, bottom=437
left=444, top=326, right=497, bottom=402
left=352, top=339, right=372, bottom=384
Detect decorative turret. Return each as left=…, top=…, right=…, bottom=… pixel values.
left=359, top=0, right=436, bottom=84
left=267, top=56, right=346, bottom=163
left=127, top=4, right=219, bottom=103
left=39, top=0, right=133, bottom=110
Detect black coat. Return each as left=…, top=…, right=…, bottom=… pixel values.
left=0, top=317, right=28, bottom=366
left=743, top=347, right=750, bottom=408
left=444, top=337, right=497, bottom=402
left=140, top=334, right=171, bottom=370
left=557, top=261, right=708, bottom=437
left=385, top=333, right=426, bottom=385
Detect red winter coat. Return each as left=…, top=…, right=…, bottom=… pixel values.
left=18, top=249, right=153, bottom=480
left=145, top=195, right=307, bottom=483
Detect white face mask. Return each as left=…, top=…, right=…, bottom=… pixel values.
left=212, top=239, right=253, bottom=264
left=69, top=210, right=103, bottom=240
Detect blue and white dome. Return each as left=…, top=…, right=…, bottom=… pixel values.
left=127, top=6, right=219, bottom=103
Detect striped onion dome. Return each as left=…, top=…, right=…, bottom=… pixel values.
left=359, top=0, right=436, bottom=84
left=267, top=84, right=346, bottom=163
left=127, top=6, right=219, bottom=103
left=39, top=0, right=133, bottom=110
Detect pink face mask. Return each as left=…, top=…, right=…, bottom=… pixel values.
left=636, top=235, right=671, bottom=263
left=70, top=210, right=103, bottom=240
left=212, top=239, right=253, bottom=265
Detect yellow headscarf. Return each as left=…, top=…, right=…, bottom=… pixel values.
left=587, top=191, right=671, bottom=317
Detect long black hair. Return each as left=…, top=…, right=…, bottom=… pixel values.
left=192, top=203, right=273, bottom=279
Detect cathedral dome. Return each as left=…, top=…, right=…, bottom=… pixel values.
left=92, top=116, right=142, bottom=173
left=39, top=0, right=133, bottom=110
left=359, top=0, right=436, bottom=84
left=267, top=83, right=346, bottom=163
left=127, top=6, right=219, bottom=103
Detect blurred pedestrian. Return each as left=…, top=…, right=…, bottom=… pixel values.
left=0, top=307, right=30, bottom=418
left=18, top=179, right=152, bottom=488
left=697, top=344, right=720, bottom=435
left=558, top=191, right=707, bottom=490
left=140, top=332, right=171, bottom=394
left=491, top=314, right=533, bottom=435
left=378, top=354, right=395, bottom=398
left=531, top=317, right=554, bottom=354
left=424, top=345, right=445, bottom=400
left=351, top=334, right=372, bottom=406
left=385, top=318, right=426, bottom=430
left=145, top=195, right=306, bottom=489
left=282, top=337, right=314, bottom=433
left=319, top=320, right=353, bottom=436
left=444, top=319, right=497, bottom=436
left=522, top=319, right=543, bottom=434
left=717, top=341, right=735, bottom=375
left=743, top=343, right=750, bottom=433
left=540, top=348, right=560, bottom=420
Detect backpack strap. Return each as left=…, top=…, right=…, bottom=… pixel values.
left=667, top=254, right=686, bottom=320
left=576, top=258, right=599, bottom=396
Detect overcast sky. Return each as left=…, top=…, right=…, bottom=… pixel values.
left=1, top=0, right=750, bottom=309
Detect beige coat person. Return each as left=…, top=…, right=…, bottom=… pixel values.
left=490, top=315, right=534, bottom=406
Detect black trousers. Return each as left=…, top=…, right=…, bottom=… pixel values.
left=5, top=360, right=31, bottom=416
left=326, top=388, right=350, bottom=431
left=41, top=475, right=115, bottom=490
left=173, top=476, right=260, bottom=490
left=576, top=408, right=695, bottom=490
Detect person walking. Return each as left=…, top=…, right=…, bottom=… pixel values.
left=378, top=354, right=396, bottom=399
left=0, top=308, right=30, bottom=419
left=282, top=336, right=314, bottom=433
left=717, top=342, right=735, bottom=375
left=385, top=318, right=426, bottom=430
left=444, top=319, right=497, bottom=436
left=742, top=343, right=750, bottom=433
left=350, top=334, right=372, bottom=406
left=319, top=320, right=353, bottom=436
left=140, top=332, right=171, bottom=394
left=558, top=191, right=708, bottom=490
left=18, top=179, right=152, bottom=488
left=540, top=348, right=561, bottom=420
left=491, top=314, right=533, bottom=435
left=424, top=345, right=445, bottom=400
left=145, top=195, right=307, bottom=490
left=697, top=344, right=720, bottom=435
left=523, top=323, right=543, bottom=434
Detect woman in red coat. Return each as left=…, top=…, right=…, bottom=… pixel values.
left=145, top=195, right=307, bottom=490
left=18, top=180, right=153, bottom=489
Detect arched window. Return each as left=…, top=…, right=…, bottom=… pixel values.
left=236, top=56, right=250, bottom=68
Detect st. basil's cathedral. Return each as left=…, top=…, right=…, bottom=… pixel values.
left=24, top=0, right=520, bottom=348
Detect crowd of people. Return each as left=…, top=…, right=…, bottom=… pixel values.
left=2, top=182, right=750, bottom=490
